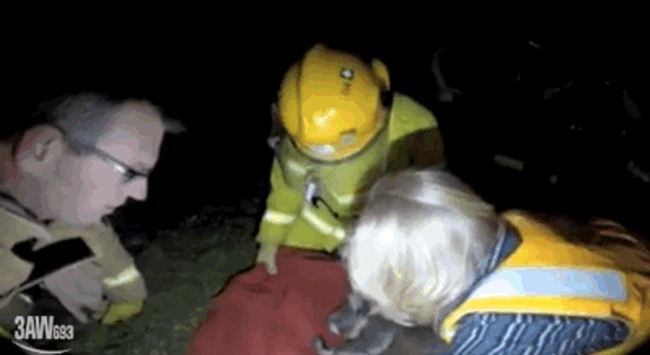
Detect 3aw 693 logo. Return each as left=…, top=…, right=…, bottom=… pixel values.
left=12, top=316, right=73, bottom=354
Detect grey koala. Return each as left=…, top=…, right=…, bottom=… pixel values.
left=312, top=293, right=451, bottom=355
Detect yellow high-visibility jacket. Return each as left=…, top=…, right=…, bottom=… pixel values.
left=441, top=211, right=650, bottom=354
left=0, top=197, right=146, bottom=326
left=257, top=93, right=444, bottom=252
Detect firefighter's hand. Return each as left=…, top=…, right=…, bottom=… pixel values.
left=100, top=299, right=144, bottom=325
left=256, top=242, right=278, bottom=275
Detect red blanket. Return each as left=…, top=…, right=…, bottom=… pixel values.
left=187, top=248, right=350, bottom=354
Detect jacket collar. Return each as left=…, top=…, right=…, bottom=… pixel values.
left=0, top=190, right=52, bottom=248
left=438, top=222, right=522, bottom=325
left=0, top=189, right=41, bottom=223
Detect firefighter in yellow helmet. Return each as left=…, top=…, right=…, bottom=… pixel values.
left=257, top=43, right=445, bottom=273
left=1, top=93, right=183, bottom=351
left=187, top=44, right=445, bottom=355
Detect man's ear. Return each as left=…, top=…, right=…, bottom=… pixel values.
left=16, top=125, right=66, bottom=174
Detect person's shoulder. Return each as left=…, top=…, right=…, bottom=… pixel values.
left=391, top=93, right=436, bottom=121
left=0, top=203, right=51, bottom=246
left=47, top=220, right=116, bottom=240
left=388, top=93, right=438, bottom=143
left=46, top=220, right=121, bottom=260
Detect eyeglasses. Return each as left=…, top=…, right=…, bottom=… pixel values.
left=51, top=124, right=150, bottom=184
left=81, top=143, right=150, bottom=184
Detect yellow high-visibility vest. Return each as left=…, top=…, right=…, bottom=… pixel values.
left=441, top=211, right=650, bottom=354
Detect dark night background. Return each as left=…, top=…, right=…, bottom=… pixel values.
left=3, top=27, right=647, bottom=235
left=4, top=27, right=650, bottom=353
left=10, top=31, right=647, bottom=236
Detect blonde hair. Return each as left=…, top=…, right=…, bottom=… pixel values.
left=343, top=169, right=500, bottom=332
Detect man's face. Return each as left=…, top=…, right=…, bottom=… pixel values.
left=42, top=104, right=165, bottom=225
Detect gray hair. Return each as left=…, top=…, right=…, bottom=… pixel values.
left=43, top=93, right=185, bottom=154
left=343, top=169, right=501, bottom=334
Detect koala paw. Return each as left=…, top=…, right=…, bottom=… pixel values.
left=312, top=335, right=334, bottom=355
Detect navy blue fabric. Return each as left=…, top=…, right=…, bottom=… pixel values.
left=449, top=314, right=628, bottom=355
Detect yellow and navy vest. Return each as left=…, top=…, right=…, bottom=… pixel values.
left=441, top=211, right=650, bottom=354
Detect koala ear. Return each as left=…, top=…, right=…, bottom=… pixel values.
left=348, top=292, right=373, bottom=315
left=348, top=292, right=365, bottom=311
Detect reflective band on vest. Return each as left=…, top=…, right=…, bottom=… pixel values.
left=470, top=268, right=627, bottom=302
left=331, top=193, right=357, bottom=206
left=103, top=265, right=141, bottom=288
left=262, top=210, right=296, bottom=225
left=302, top=208, right=346, bottom=241
left=284, top=159, right=308, bottom=175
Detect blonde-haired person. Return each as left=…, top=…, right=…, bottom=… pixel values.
left=344, top=169, right=650, bottom=354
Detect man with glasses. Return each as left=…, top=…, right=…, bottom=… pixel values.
left=0, top=93, right=183, bottom=350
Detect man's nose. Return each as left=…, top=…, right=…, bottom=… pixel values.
left=124, top=178, right=148, bottom=201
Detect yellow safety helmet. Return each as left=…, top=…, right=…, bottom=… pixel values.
left=278, top=44, right=391, bottom=161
